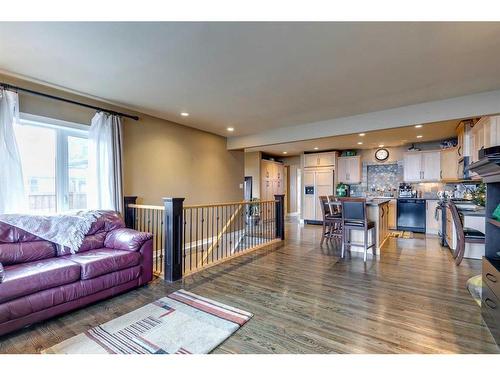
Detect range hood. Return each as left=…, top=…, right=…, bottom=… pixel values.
left=467, top=146, right=500, bottom=183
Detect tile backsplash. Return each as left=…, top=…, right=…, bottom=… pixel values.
left=350, top=162, right=403, bottom=197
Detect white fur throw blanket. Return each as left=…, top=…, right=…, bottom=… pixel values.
left=0, top=210, right=102, bottom=254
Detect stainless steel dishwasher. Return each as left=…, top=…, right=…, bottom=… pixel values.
left=397, top=199, right=426, bottom=233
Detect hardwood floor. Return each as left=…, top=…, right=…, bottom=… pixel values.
left=0, top=220, right=498, bottom=354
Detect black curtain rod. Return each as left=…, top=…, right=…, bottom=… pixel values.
left=0, top=82, right=139, bottom=121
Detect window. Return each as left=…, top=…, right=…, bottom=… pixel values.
left=14, top=114, right=89, bottom=213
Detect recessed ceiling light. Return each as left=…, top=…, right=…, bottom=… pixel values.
left=415, top=124, right=423, bottom=128
left=226, top=127, right=234, bottom=132
left=359, top=133, right=366, bottom=136
left=417, top=135, right=423, bottom=138
left=282, top=151, right=288, bottom=154
left=379, top=144, right=384, bottom=148
left=314, top=147, right=319, bottom=150
left=357, top=142, right=363, bottom=145
left=180, top=112, right=189, bottom=117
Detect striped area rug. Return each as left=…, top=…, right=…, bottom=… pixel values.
left=43, top=290, right=253, bottom=354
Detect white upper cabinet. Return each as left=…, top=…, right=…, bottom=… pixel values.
left=403, top=152, right=423, bottom=182
left=304, top=152, right=336, bottom=168
left=403, top=151, right=441, bottom=182
left=422, top=151, right=440, bottom=181
left=337, top=155, right=362, bottom=184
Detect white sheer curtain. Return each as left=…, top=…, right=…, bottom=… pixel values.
left=88, top=112, right=123, bottom=212
left=0, top=89, right=26, bottom=214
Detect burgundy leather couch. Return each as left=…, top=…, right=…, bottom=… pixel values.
left=0, top=211, right=153, bottom=337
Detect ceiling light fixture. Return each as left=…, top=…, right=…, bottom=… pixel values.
left=359, top=133, right=366, bottom=136
left=226, top=127, right=234, bottom=132
left=282, top=151, right=288, bottom=154
left=417, top=135, right=423, bottom=138
left=314, top=147, right=319, bottom=150
left=415, top=124, right=423, bottom=128
left=357, top=142, right=363, bottom=145
left=180, top=112, right=189, bottom=117
left=379, top=144, right=384, bottom=148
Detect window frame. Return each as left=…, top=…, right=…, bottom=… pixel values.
left=17, top=113, right=89, bottom=212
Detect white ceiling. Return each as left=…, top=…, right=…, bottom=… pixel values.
left=245, top=119, right=460, bottom=156
left=1, top=22, right=500, bottom=138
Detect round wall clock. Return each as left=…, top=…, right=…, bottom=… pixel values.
left=375, top=148, right=389, bottom=161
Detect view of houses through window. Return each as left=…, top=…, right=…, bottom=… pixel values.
left=14, top=116, right=89, bottom=213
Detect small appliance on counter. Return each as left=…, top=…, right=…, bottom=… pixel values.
left=398, top=183, right=416, bottom=198
left=336, top=183, right=350, bottom=197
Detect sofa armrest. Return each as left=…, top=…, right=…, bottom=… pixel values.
left=104, top=228, right=153, bottom=252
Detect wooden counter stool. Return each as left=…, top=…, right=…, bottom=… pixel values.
left=340, top=198, right=376, bottom=262
left=319, top=195, right=342, bottom=246
left=448, top=201, right=485, bottom=266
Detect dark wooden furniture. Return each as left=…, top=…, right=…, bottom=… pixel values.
left=340, top=198, right=376, bottom=262
left=482, top=258, right=500, bottom=346
left=447, top=201, right=485, bottom=266
left=468, top=145, right=500, bottom=347
left=318, top=195, right=342, bottom=245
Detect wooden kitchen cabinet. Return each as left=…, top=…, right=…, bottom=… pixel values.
left=304, top=152, right=336, bottom=168
left=388, top=199, right=397, bottom=230
left=403, top=152, right=422, bottom=182
left=337, top=155, right=362, bottom=184
left=470, top=116, right=500, bottom=163
left=426, top=200, right=440, bottom=235
left=403, top=151, right=441, bottom=182
left=260, top=159, right=285, bottom=220
left=440, top=147, right=459, bottom=181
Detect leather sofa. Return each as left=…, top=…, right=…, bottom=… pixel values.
left=0, top=211, right=153, bottom=337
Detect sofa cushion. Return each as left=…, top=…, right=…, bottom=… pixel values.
left=0, top=241, right=56, bottom=266
left=65, top=248, right=141, bottom=280
left=77, top=232, right=107, bottom=253
left=0, top=222, right=45, bottom=243
left=0, top=258, right=81, bottom=304
left=87, top=211, right=125, bottom=235
left=0, top=265, right=141, bottom=324
left=104, top=228, right=153, bottom=252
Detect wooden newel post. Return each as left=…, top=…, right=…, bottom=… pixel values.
left=163, top=197, right=185, bottom=282
left=274, top=194, right=285, bottom=240
left=123, top=196, right=137, bottom=229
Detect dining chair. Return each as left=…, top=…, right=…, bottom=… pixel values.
left=447, top=201, right=485, bottom=265
left=340, top=198, right=376, bottom=262
left=319, top=195, right=342, bottom=246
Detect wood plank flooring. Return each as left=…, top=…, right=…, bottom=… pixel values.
left=0, top=220, right=498, bottom=353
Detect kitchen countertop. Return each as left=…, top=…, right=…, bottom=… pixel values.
left=365, top=198, right=391, bottom=206
left=459, top=208, right=486, bottom=217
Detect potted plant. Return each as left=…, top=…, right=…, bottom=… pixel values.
left=247, top=198, right=261, bottom=226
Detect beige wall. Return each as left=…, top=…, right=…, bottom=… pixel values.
left=1, top=73, right=244, bottom=206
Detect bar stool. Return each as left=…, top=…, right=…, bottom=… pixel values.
left=340, top=198, right=376, bottom=262
left=319, top=195, right=342, bottom=246
left=447, top=201, right=485, bottom=266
